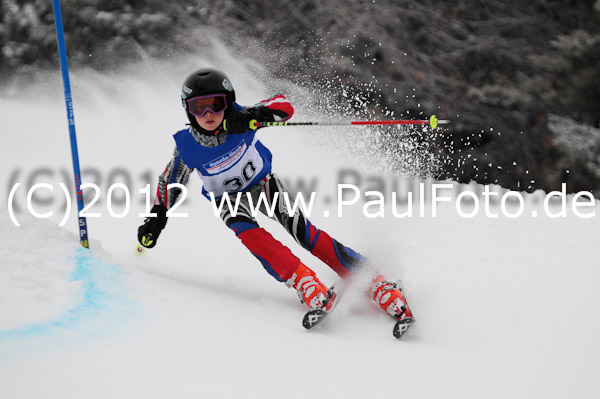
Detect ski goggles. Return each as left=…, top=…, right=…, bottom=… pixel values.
left=186, top=94, right=228, bottom=117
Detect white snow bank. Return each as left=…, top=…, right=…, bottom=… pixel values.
left=0, top=210, right=82, bottom=330
left=0, top=210, right=132, bottom=340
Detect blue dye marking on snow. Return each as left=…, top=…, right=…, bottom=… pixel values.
left=0, top=248, right=133, bottom=342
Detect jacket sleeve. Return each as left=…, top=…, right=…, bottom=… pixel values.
left=246, top=94, right=294, bottom=122
left=154, top=147, right=193, bottom=209
left=260, top=94, right=294, bottom=121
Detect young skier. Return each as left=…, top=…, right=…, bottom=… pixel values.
left=137, top=67, right=413, bottom=324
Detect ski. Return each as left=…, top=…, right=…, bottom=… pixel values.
left=393, top=317, right=415, bottom=339
left=302, top=281, right=416, bottom=339
left=302, top=286, right=340, bottom=330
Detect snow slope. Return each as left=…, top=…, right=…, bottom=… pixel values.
left=1, top=48, right=600, bottom=399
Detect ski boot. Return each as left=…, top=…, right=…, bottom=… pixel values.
left=369, top=274, right=414, bottom=321
left=370, top=274, right=415, bottom=338
left=286, top=262, right=335, bottom=311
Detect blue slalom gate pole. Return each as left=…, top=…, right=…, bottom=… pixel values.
left=51, top=0, right=89, bottom=248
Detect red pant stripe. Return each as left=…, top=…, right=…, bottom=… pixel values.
left=237, top=227, right=300, bottom=282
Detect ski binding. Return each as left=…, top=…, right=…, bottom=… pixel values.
left=302, top=286, right=339, bottom=330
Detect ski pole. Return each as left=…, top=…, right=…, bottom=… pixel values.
left=249, top=115, right=449, bottom=130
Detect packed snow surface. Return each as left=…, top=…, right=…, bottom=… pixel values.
left=1, top=53, right=599, bottom=398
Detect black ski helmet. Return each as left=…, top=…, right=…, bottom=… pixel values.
left=181, top=67, right=236, bottom=133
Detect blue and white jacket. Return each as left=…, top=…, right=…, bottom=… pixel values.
left=154, top=94, right=293, bottom=207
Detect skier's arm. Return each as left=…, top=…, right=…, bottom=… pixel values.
left=138, top=148, right=193, bottom=248
left=154, top=148, right=193, bottom=209
left=225, top=94, right=294, bottom=133
left=255, top=93, right=294, bottom=122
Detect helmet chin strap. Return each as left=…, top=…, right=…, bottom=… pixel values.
left=212, top=124, right=224, bottom=136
